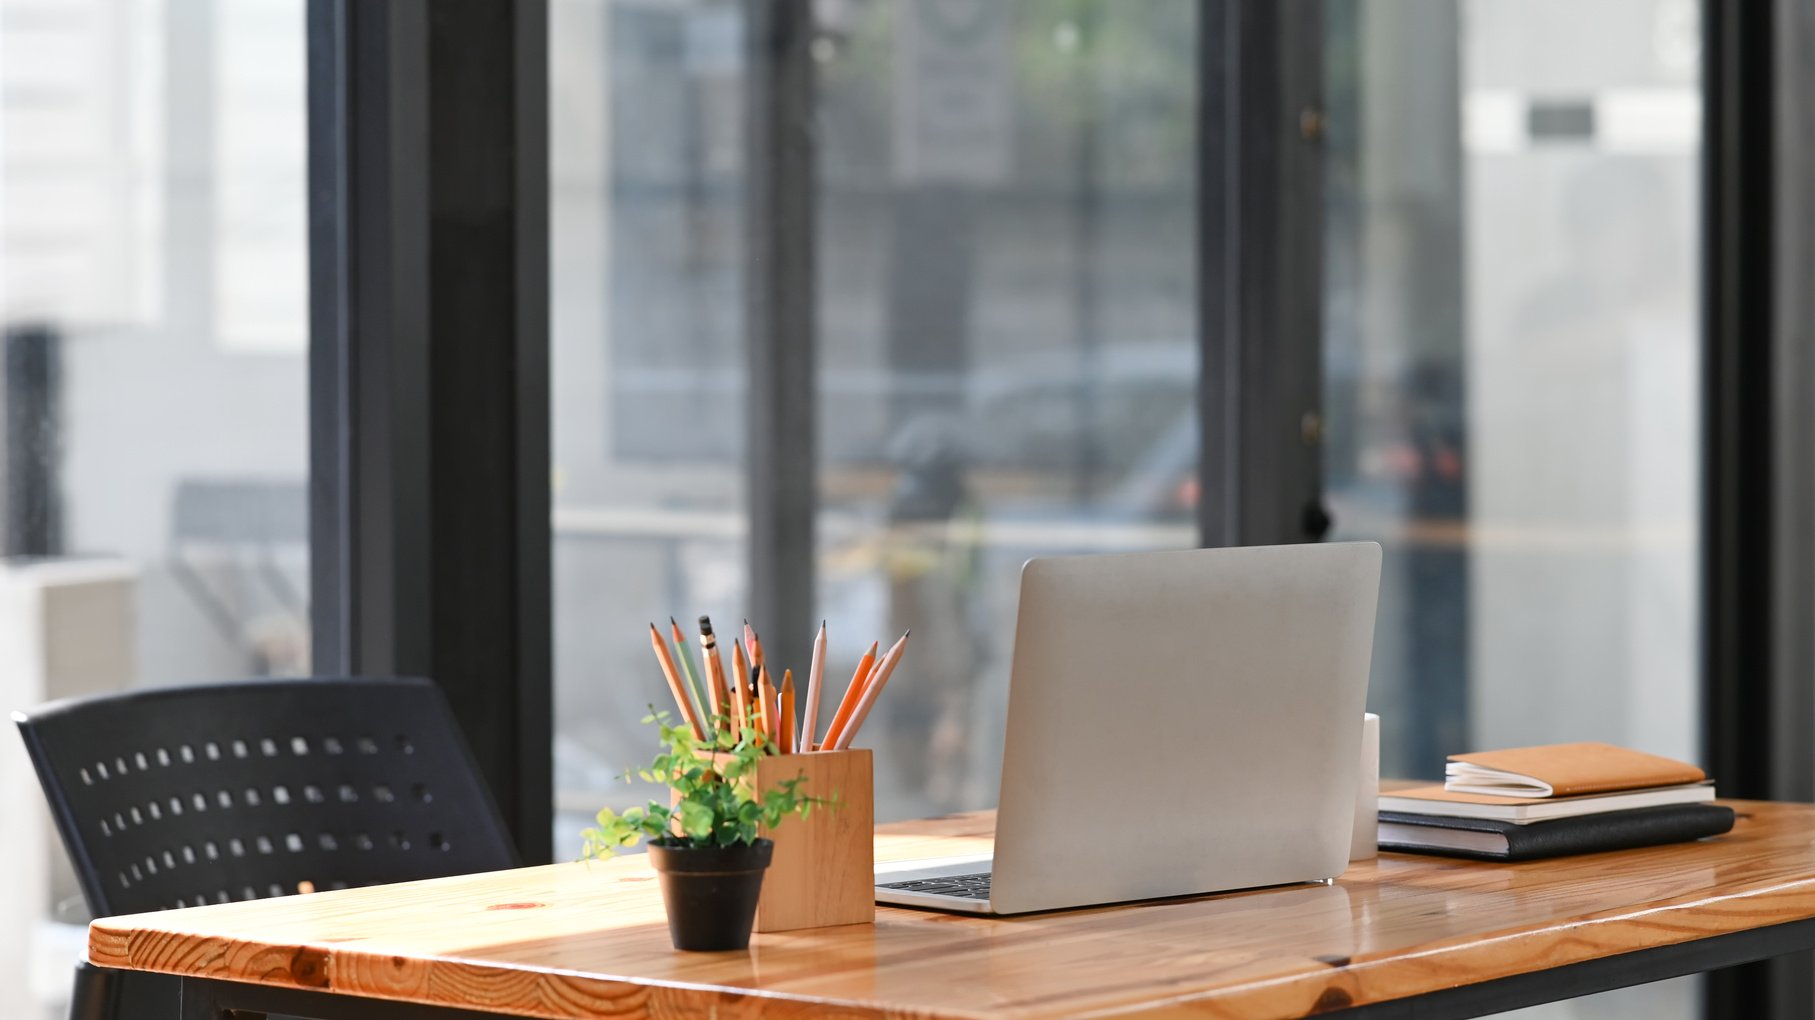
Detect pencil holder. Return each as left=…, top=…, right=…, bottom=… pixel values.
left=693, top=748, right=875, bottom=932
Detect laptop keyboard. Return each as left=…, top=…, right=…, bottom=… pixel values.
left=879, top=872, right=992, bottom=900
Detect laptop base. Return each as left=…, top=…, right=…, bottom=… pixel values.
left=875, top=853, right=997, bottom=914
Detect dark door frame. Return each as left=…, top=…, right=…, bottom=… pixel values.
left=306, top=0, right=553, bottom=864
left=1198, top=0, right=1326, bottom=550
left=1703, top=1, right=1815, bottom=1016
left=743, top=0, right=820, bottom=680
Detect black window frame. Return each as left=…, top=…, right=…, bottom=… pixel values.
left=307, top=0, right=552, bottom=865
left=1702, top=0, right=1814, bottom=1014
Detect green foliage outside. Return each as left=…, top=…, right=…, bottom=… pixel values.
left=581, top=711, right=830, bottom=858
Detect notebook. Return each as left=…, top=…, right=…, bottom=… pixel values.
left=1378, top=803, right=1736, bottom=861
left=1444, top=742, right=1707, bottom=798
left=1379, top=782, right=1715, bottom=823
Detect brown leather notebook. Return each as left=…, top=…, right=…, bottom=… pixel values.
left=1444, top=742, right=1707, bottom=798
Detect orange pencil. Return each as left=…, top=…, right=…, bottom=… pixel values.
left=758, top=664, right=779, bottom=749
left=732, top=640, right=752, bottom=739
left=831, top=631, right=909, bottom=750
left=778, top=670, right=795, bottom=755
left=801, top=621, right=826, bottom=752
left=817, top=641, right=877, bottom=752
left=698, top=616, right=730, bottom=732
left=649, top=623, right=704, bottom=739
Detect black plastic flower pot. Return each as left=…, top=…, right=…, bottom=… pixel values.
left=645, top=837, right=774, bottom=951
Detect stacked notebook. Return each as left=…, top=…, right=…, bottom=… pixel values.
left=1378, top=742, right=1735, bottom=861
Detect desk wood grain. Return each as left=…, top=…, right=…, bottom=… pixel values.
left=89, top=801, right=1815, bottom=1019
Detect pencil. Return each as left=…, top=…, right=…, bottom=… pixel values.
left=817, top=640, right=878, bottom=752
left=750, top=663, right=768, bottom=749
left=801, top=621, right=826, bottom=752
left=831, top=630, right=909, bottom=750
left=744, top=620, right=765, bottom=673
left=699, top=617, right=730, bottom=734
left=778, top=669, right=795, bottom=755
left=758, top=663, right=779, bottom=749
left=649, top=624, right=705, bottom=740
left=671, top=617, right=710, bottom=735
left=732, top=640, right=752, bottom=740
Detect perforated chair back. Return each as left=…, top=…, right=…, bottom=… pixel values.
left=14, top=676, right=519, bottom=917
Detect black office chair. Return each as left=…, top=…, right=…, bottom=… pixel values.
left=14, top=676, right=521, bottom=1020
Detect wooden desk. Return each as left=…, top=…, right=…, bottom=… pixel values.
left=89, top=802, right=1815, bottom=1019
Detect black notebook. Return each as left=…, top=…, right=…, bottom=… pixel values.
left=1378, top=803, right=1736, bottom=861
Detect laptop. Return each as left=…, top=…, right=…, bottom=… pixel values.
left=874, top=542, right=1381, bottom=915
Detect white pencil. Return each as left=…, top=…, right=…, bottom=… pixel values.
left=830, top=630, right=909, bottom=751
left=801, top=621, right=826, bottom=752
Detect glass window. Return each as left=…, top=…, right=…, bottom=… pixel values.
left=1, top=0, right=309, bottom=1012
left=814, top=0, right=1198, bottom=819
left=1323, top=0, right=1701, bottom=1015
left=550, top=0, right=1197, bottom=840
left=549, top=0, right=750, bottom=845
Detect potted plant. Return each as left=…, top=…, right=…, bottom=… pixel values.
left=582, top=712, right=825, bottom=951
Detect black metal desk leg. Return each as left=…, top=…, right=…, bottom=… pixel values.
left=177, top=979, right=247, bottom=1020
left=174, top=976, right=512, bottom=1020
left=1321, top=918, right=1815, bottom=1020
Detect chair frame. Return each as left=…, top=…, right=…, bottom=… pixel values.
left=15, top=676, right=521, bottom=1020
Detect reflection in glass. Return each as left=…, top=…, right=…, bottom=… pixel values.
left=550, top=0, right=1199, bottom=839
left=815, top=0, right=1199, bottom=820
left=1323, top=2, right=1701, bottom=1016
left=549, top=0, right=751, bottom=846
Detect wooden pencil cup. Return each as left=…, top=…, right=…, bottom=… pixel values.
left=693, top=748, right=874, bottom=932
left=754, top=748, right=874, bottom=932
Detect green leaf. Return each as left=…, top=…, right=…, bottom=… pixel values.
left=578, top=703, right=842, bottom=857
left=676, top=800, right=714, bottom=840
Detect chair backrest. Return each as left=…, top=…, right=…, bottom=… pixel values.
left=14, top=676, right=519, bottom=916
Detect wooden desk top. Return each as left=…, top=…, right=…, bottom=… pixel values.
left=89, top=801, right=1815, bottom=1019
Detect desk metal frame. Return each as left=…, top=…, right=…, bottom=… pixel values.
left=152, top=917, right=1815, bottom=1020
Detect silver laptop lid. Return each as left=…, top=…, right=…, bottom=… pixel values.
left=988, top=542, right=1380, bottom=914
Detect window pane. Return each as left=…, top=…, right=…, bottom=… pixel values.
left=1323, top=1, right=1701, bottom=1015
left=550, top=0, right=1198, bottom=838
left=1, top=0, right=309, bottom=1010
left=815, top=0, right=1199, bottom=820
left=549, top=0, right=750, bottom=846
